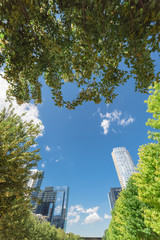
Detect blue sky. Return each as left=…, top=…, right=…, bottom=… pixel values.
left=35, top=77, right=150, bottom=237
left=0, top=52, right=159, bottom=237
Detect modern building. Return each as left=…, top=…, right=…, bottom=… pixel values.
left=111, top=147, right=137, bottom=189
left=27, top=169, right=44, bottom=206
left=28, top=169, right=44, bottom=189
left=35, top=186, right=69, bottom=230
left=108, top=187, right=122, bottom=211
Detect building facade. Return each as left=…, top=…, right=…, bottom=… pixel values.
left=111, top=147, right=137, bottom=189
left=35, top=186, right=69, bottom=230
left=28, top=169, right=44, bottom=189
left=108, top=187, right=122, bottom=211
left=27, top=169, right=44, bottom=206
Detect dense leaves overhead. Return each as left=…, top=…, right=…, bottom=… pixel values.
left=0, top=0, right=160, bottom=108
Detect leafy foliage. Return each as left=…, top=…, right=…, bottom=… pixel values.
left=0, top=0, right=160, bottom=109
left=105, top=82, right=160, bottom=239
left=0, top=107, right=82, bottom=239
left=0, top=107, right=41, bottom=236
left=0, top=211, right=83, bottom=240
left=135, top=82, right=160, bottom=235
left=105, top=178, right=159, bottom=240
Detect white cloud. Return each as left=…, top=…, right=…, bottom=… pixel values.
left=68, top=204, right=103, bottom=226
left=85, top=206, right=99, bottom=214
left=101, top=119, right=110, bottom=135
left=69, top=215, right=80, bottom=224
left=111, top=110, right=122, bottom=120
left=0, top=72, right=44, bottom=137
left=31, top=144, right=38, bottom=148
left=69, top=205, right=99, bottom=215
left=54, top=205, right=62, bottom=214
left=106, top=103, right=110, bottom=108
left=118, top=116, right=134, bottom=127
left=111, top=128, right=117, bottom=134
left=70, top=206, right=76, bottom=212
left=99, top=109, right=134, bottom=135
left=41, top=163, right=45, bottom=168
left=104, top=214, right=112, bottom=219
left=46, top=145, right=51, bottom=151
left=76, top=206, right=85, bottom=213
left=55, top=159, right=59, bottom=163
left=68, top=211, right=78, bottom=217
left=70, top=205, right=85, bottom=213
left=83, top=212, right=102, bottom=224
left=100, top=110, right=122, bottom=121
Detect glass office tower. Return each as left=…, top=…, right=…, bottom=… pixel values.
left=28, top=169, right=44, bottom=189
left=27, top=169, right=44, bottom=206
left=108, top=187, right=122, bottom=211
left=111, top=147, right=137, bottom=189
left=35, top=186, right=69, bottom=230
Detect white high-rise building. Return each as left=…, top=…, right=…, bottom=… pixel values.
left=111, top=147, right=137, bottom=189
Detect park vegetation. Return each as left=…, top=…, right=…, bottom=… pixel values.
left=0, top=107, right=82, bottom=240
left=0, top=0, right=160, bottom=109
left=0, top=210, right=82, bottom=240
left=0, top=107, right=41, bottom=234
left=0, top=1, right=160, bottom=239
left=103, top=82, right=160, bottom=239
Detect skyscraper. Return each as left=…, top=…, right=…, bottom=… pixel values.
left=27, top=169, right=44, bottom=206
left=108, top=187, right=122, bottom=211
left=111, top=147, right=137, bottom=189
left=35, top=186, right=69, bottom=230
left=28, top=169, right=44, bottom=189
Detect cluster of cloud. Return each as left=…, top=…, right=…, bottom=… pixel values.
left=41, top=161, right=46, bottom=168
left=104, top=214, right=112, bottom=219
left=68, top=205, right=111, bottom=225
left=45, top=145, right=62, bottom=163
left=42, top=144, right=62, bottom=167
left=46, top=145, right=51, bottom=151
left=31, top=144, right=38, bottom=148
left=83, top=212, right=102, bottom=224
left=99, top=108, right=134, bottom=135
left=49, top=158, right=61, bottom=163
left=45, top=145, right=61, bottom=152
left=54, top=205, right=62, bottom=215
left=69, top=215, right=80, bottom=224
left=0, top=72, right=44, bottom=136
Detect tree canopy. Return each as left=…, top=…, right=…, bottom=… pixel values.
left=105, top=178, right=159, bottom=240
left=0, top=210, right=83, bottom=240
left=0, top=106, right=83, bottom=239
left=135, top=82, right=160, bottom=235
left=0, top=0, right=160, bottom=109
left=0, top=107, right=41, bottom=236
left=104, top=82, right=160, bottom=239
